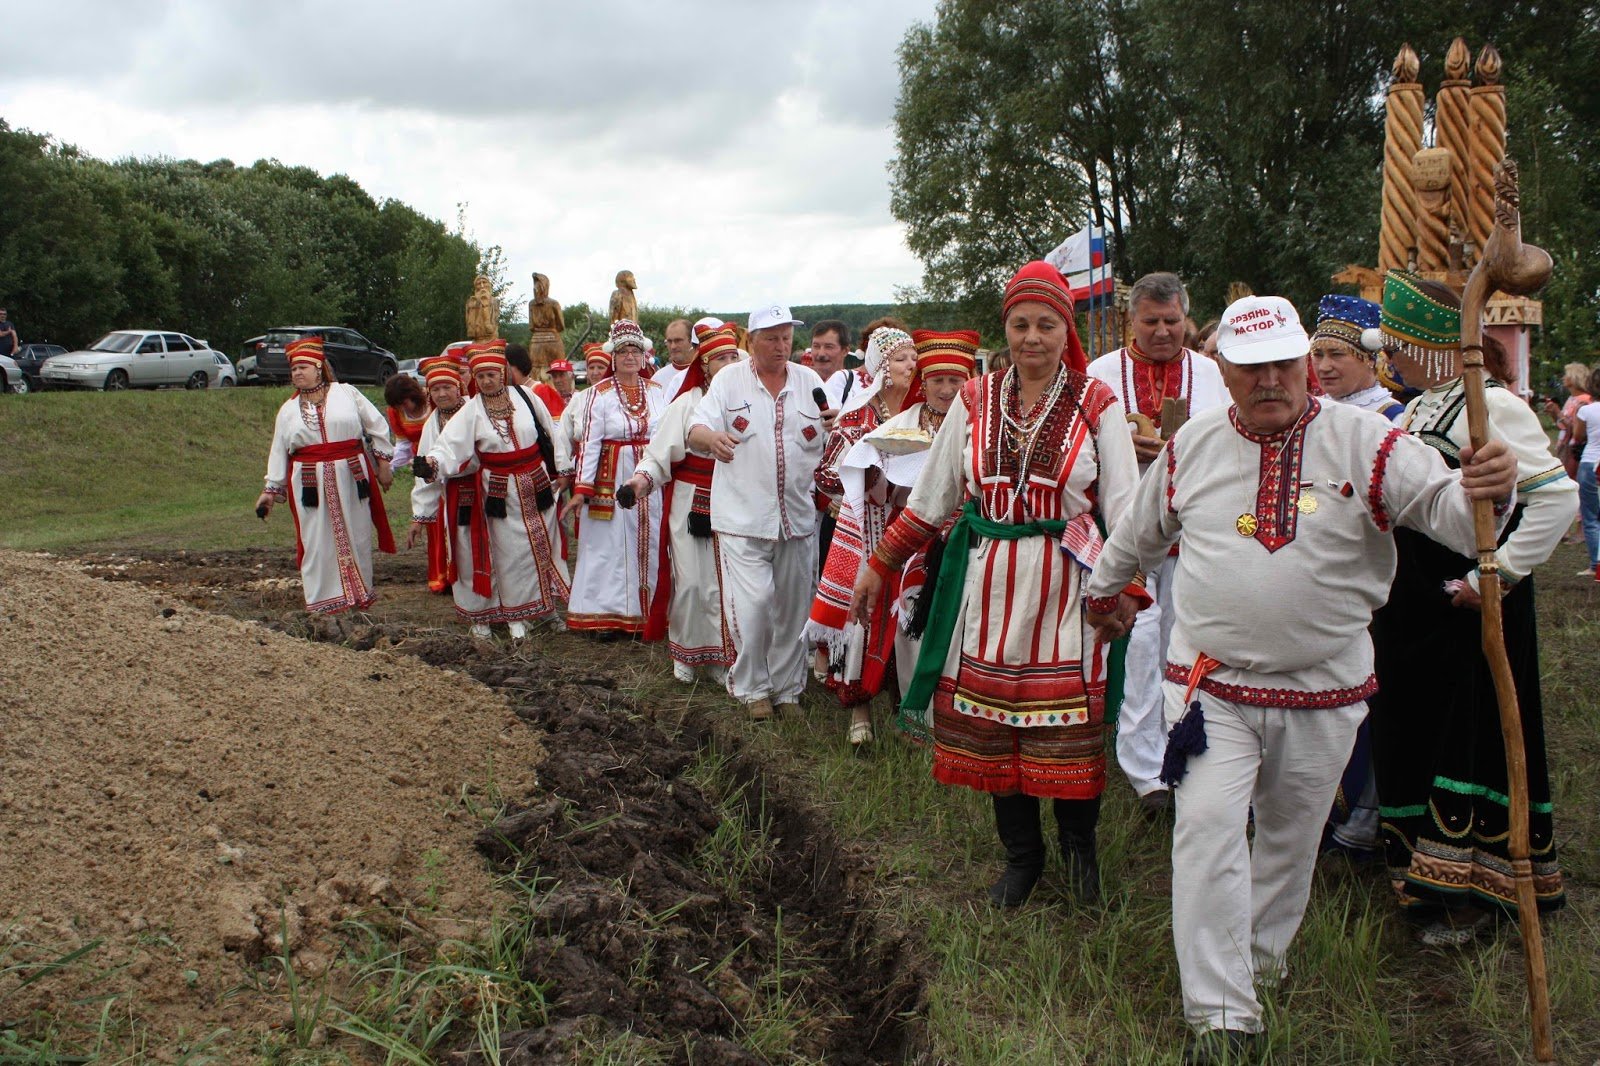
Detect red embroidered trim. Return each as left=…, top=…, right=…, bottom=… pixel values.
left=1368, top=427, right=1404, bottom=532
left=1163, top=661, right=1377, bottom=709
left=1164, top=438, right=1177, bottom=514
left=1084, top=594, right=1120, bottom=615
left=872, top=508, right=939, bottom=575
left=1231, top=399, right=1320, bottom=553
left=1121, top=348, right=1193, bottom=419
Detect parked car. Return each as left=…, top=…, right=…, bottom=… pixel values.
left=210, top=351, right=237, bottom=387
left=254, top=327, right=398, bottom=386
left=238, top=336, right=266, bottom=384
left=40, top=330, right=222, bottom=391
left=0, top=353, right=26, bottom=394
left=397, top=358, right=424, bottom=385
left=13, top=343, right=67, bottom=390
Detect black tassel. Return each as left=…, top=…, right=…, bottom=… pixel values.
left=1158, top=701, right=1208, bottom=788
left=302, top=485, right=318, bottom=508
left=535, top=487, right=555, bottom=512
left=356, top=478, right=371, bottom=500
left=616, top=484, right=637, bottom=509
left=485, top=495, right=508, bottom=519
left=456, top=504, right=473, bottom=527
left=904, top=535, right=946, bottom=639
left=688, top=511, right=713, bottom=538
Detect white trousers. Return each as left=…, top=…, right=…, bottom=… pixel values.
left=1167, top=682, right=1365, bottom=1034
left=716, top=532, right=815, bottom=705
left=1117, top=559, right=1176, bottom=796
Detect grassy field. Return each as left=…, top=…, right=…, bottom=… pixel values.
left=0, top=387, right=408, bottom=552
left=2, top=386, right=1597, bottom=1063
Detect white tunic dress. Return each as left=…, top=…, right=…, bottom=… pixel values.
left=426, top=386, right=570, bottom=623
left=264, top=383, right=394, bottom=614
left=568, top=377, right=669, bottom=632
left=634, top=387, right=731, bottom=667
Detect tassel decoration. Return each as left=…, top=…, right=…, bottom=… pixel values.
left=1158, top=701, right=1208, bottom=788
left=905, top=535, right=947, bottom=639
left=484, top=495, right=508, bottom=519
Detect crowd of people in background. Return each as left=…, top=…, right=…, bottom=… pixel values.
left=259, top=261, right=1583, bottom=1064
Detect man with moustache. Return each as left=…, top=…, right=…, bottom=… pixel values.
left=654, top=318, right=697, bottom=396
left=1083, top=296, right=1519, bottom=1064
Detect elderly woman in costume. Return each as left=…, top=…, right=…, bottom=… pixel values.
left=843, top=330, right=979, bottom=742
left=808, top=327, right=919, bottom=741
left=1309, top=295, right=1406, bottom=421
left=618, top=325, right=743, bottom=681
left=851, top=262, right=1146, bottom=907
left=407, top=357, right=473, bottom=598
left=564, top=320, right=668, bottom=636
left=1369, top=272, right=1577, bottom=945
left=420, top=340, right=569, bottom=638
left=257, top=336, right=396, bottom=614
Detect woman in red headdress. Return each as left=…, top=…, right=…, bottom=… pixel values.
left=256, top=335, right=396, bottom=614
left=851, top=262, right=1147, bottom=908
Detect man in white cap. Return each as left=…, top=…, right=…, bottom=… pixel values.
left=1082, top=296, right=1520, bottom=1065
left=1085, top=271, right=1229, bottom=818
left=688, top=302, right=836, bottom=719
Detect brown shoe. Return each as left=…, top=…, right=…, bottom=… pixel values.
left=746, top=698, right=775, bottom=721
left=774, top=701, right=801, bottom=719
left=1138, top=789, right=1171, bottom=821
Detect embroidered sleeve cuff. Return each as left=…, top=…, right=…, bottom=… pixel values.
left=264, top=482, right=288, bottom=499
left=1084, top=595, right=1120, bottom=616
left=1124, top=582, right=1154, bottom=609
left=870, top=508, right=940, bottom=576
left=413, top=513, right=436, bottom=523
left=573, top=483, right=596, bottom=498
left=638, top=470, right=656, bottom=493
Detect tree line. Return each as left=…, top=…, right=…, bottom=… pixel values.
left=892, top=0, right=1600, bottom=378
left=0, top=118, right=507, bottom=359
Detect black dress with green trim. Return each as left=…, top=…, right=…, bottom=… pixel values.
left=1368, top=406, right=1564, bottom=917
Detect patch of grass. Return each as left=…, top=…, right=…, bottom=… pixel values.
left=0, top=387, right=405, bottom=552
left=614, top=544, right=1600, bottom=1064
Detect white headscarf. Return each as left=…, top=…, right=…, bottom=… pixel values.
left=839, top=327, right=913, bottom=417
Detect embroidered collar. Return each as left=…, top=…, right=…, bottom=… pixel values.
left=1229, top=397, right=1320, bottom=444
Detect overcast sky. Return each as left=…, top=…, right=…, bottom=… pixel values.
left=3, top=0, right=939, bottom=315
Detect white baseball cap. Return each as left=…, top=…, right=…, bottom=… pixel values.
left=748, top=303, right=804, bottom=332
left=1216, top=296, right=1310, bottom=365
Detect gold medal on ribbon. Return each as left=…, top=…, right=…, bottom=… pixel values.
left=1297, top=492, right=1318, bottom=515
left=1235, top=513, right=1259, bottom=536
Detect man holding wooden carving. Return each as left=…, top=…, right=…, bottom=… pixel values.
left=1086, top=272, right=1229, bottom=816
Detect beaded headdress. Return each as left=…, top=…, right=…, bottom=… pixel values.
left=1380, top=271, right=1460, bottom=382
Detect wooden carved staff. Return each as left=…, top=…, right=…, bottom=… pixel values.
left=1458, top=156, right=1556, bottom=1064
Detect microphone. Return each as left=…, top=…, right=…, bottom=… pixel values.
left=812, top=386, right=829, bottom=412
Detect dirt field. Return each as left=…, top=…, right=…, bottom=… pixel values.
left=0, top=548, right=924, bottom=1061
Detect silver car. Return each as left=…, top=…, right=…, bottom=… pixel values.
left=0, top=353, right=27, bottom=394
left=209, top=351, right=238, bottom=387
left=42, top=330, right=223, bottom=391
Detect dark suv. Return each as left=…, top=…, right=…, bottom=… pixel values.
left=254, top=327, right=398, bottom=385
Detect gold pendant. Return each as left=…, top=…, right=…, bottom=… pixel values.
left=1236, top=513, right=1259, bottom=536
left=1296, top=492, right=1318, bottom=515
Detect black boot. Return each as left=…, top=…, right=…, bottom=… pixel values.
left=1053, top=796, right=1101, bottom=904
left=987, top=794, right=1045, bottom=907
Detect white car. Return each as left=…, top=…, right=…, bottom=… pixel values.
left=209, top=351, right=238, bottom=388
left=0, top=353, right=27, bottom=394
left=41, top=330, right=224, bottom=391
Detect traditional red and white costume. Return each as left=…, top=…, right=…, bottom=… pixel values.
left=264, top=338, right=396, bottom=614
left=634, top=326, right=740, bottom=676
left=567, top=321, right=668, bottom=634
left=409, top=358, right=476, bottom=601
left=807, top=327, right=918, bottom=706
left=1086, top=342, right=1228, bottom=800
left=424, top=342, right=570, bottom=625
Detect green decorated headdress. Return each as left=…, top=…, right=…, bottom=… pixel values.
left=1380, top=270, right=1461, bottom=384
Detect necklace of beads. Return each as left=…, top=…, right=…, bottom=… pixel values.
left=999, top=364, right=1066, bottom=472
left=918, top=403, right=946, bottom=433
left=617, top=379, right=648, bottom=418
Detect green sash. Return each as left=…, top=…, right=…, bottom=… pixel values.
left=899, top=499, right=1128, bottom=726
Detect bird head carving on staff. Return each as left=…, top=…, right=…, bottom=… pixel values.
left=1480, top=159, right=1553, bottom=298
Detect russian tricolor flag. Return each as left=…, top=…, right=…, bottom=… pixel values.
left=1045, top=225, right=1114, bottom=306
